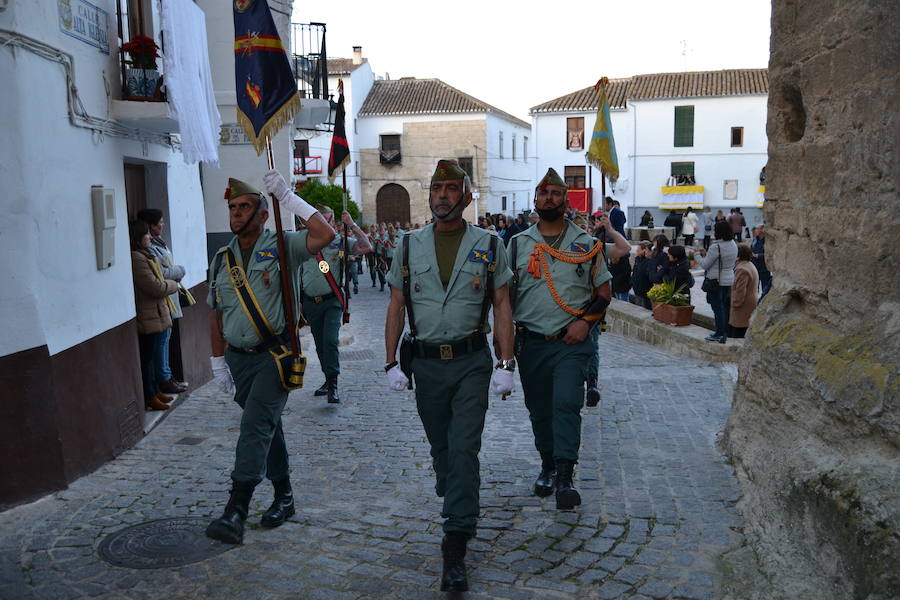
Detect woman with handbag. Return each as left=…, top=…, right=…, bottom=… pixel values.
left=138, top=209, right=190, bottom=394
left=698, top=220, right=738, bottom=343
left=129, top=220, right=179, bottom=410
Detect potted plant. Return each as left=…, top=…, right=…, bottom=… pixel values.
left=121, top=34, right=162, bottom=100
left=647, top=280, right=694, bottom=326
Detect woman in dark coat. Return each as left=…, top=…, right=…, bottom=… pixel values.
left=659, top=245, right=694, bottom=293
left=647, top=234, right=671, bottom=285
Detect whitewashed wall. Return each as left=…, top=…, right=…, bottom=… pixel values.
left=532, top=108, right=634, bottom=214
left=484, top=114, right=533, bottom=216
left=630, top=95, right=768, bottom=220
left=0, top=0, right=206, bottom=356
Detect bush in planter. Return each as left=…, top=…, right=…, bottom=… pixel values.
left=647, top=281, right=694, bottom=326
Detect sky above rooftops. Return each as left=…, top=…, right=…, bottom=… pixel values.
left=292, top=0, right=771, bottom=121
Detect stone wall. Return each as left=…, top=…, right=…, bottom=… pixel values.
left=359, top=119, right=487, bottom=226
left=723, top=1, right=900, bottom=598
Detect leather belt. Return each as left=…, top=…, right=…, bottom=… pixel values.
left=302, top=292, right=335, bottom=304
left=516, top=325, right=568, bottom=343
left=228, top=332, right=288, bottom=355
left=412, top=333, right=487, bottom=360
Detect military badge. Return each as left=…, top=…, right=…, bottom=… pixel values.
left=467, top=249, right=493, bottom=263
left=256, top=248, right=277, bottom=261
left=262, top=271, right=271, bottom=288
left=319, top=260, right=330, bottom=274
left=472, top=275, right=482, bottom=291
left=414, top=282, right=421, bottom=293
left=229, top=265, right=247, bottom=288
left=570, top=242, right=590, bottom=253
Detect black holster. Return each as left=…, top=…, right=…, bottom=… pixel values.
left=399, top=333, right=414, bottom=390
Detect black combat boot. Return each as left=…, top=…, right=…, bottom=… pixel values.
left=205, top=482, right=255, bottom=544
left=585, top=377, right=601, bottom=407
left=440, top=532, right=469, bottom=592
left=314, top=381, right=328, bottom=396
left=260, top=477, right=294, bottom=528
left=555, top=460, right=581, bottom=510
left=533, top=453, right=556, bottom=497
left=326, top=375, right=340, bottom=404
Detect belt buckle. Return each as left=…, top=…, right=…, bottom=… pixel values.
left=544, top=334, right=558, bottom=342
left=315, top=296, right=324, bottom=303
left=439, top=344, right=453, bottom=360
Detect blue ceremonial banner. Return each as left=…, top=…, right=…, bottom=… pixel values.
left=233, top=0, right=300, bottom=154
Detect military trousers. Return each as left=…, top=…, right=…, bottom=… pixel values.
left=586, top=325, right=601, bottom=382
left=225, top=349, right=290, bottom=486
left=302, top=295, right=342, bottom=378
left=412, top=347, right=492, bottom=538
left=517, top=333, right=593, bottom=463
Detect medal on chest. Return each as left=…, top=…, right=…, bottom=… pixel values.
left=262, top=271, right=271, bottom=288
left=472, top=275, right=482, bottom=291
left=414, top=282, right=421, bottom=293
left=319, top=260, right=330, bottom=274
left=576, top=264, right=585, bottom=278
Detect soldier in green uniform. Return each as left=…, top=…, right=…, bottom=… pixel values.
left=300, top=206, right=371, bottom=403
left=204, top=170, right=335, bottom=545
left=384, top=160, right=515, bottom=592
left=508, top=168, right=612, bottom=510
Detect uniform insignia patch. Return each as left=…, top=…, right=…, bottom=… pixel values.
left=467, top=249, right=493, bottom=263
left=414, top=282, right=421, bottom=293
left=256, top=248, right=277, bottom=261
left=570, top=242, right=590, bottom=253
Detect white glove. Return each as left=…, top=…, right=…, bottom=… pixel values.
left=490, top=368, right=515, bottom=397
left=386, top=365, right=409, bottom=391
left=263, top=169, right=317, bottom=221
left=210, top=356, right=234, bottom=395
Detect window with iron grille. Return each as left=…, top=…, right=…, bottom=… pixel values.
left=293, top=139, right=309, bottom=157
left=457, top=157, right=474, bottom=181
left=674, top=106, right=694, bottom=147
left=731, top=126, right=744, bottom=147
left=564, top=166, right=586, bottom=189
left=380, top=134, right=401, bottom=165
left=670, top=162, right=695, bottom=178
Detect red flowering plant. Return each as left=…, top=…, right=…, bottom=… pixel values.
left=121, top=35, right=160, bottom=70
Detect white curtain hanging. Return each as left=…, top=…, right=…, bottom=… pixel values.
left=161, top=0, right=221, bottom=166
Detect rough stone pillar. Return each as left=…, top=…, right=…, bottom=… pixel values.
left=724, top=1, right=899, bottom=598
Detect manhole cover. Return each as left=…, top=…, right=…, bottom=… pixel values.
left=97, top=517, right=236, bottom=569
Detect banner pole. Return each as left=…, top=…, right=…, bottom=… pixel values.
left=265, top=137, right=301, bottom=357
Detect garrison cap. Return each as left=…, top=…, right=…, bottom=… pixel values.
left=224, top=177, right=264, bottom=201
left=431, top=159, right=468, bottom=182
left=536, top=167, right=567, bottom=190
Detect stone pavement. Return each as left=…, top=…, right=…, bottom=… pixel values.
left=0, top=277, right=746, bottom=600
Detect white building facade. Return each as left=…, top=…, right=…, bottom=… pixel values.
left=1, top=0, right=217, bottom=507
left=355, top=78, right=531, bottom=225
left=531, top=70, right=769, bottom=228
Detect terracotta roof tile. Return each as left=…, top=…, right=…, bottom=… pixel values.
left=358, top=78, right=530, bottom=129
left=530, top=69, right=768, bottom=114
left=327, top=57, right=367, bottom=76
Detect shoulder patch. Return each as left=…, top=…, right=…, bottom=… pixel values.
left=468, top=249, right=494, bottom=264
left=256, top=248, right=278, bottom=261
left=570, top=242, right=590, bottom=254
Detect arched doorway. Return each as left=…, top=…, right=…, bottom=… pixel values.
left=375, top=183, right=410, bottom=225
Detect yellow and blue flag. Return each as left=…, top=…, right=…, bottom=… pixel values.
left=233, top=0, right=301, bottom=154
left=586, top=77, right=619, bottom=182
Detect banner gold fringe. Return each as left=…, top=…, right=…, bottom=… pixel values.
left=327, top=154, right=351, bottom=185
left=236, top=93, right=302, bottom=155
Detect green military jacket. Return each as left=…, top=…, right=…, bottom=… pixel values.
left=386, top=222, right=512, bottom=343
left=382, top=234, right=399, bottom=261
left=300, top=236, right=359, bottom=298
left=509, top=221, right=612, bottom=336
left=207, top=229, right=311, bottom=349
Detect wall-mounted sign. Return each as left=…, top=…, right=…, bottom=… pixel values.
left=58, top=0, right=110, bottom=54
left=219, top=124, right=253, bottom=145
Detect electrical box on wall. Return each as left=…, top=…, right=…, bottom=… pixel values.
left=91, top=185, right=116, bottom=270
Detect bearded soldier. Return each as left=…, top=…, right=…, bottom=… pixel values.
left=508, top=168, right=612, bottom=510
left=205, top=172, right=334, bottom=544
left=384, top=160, right=515, bottom=592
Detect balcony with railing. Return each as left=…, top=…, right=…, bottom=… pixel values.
left=293, top=156, right=323, bottom=175
left=291, top=22, right=335, bottom=132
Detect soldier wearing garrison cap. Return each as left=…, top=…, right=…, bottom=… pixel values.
left=384, top=159, right=515, bottom=592
left=507, top=167, right=612, bottom=511
left=204, top=170, right=334, bottom=545
left=298, top=205, right=371, bottom=404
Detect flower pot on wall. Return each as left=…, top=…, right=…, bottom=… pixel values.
left=652, top=303, right=694, bottom=326
left=125, top=68, right=161, bottom=100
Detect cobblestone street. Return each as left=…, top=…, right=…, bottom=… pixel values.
left=0, top=282, right=745, bottom=600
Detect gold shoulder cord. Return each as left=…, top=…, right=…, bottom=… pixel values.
left=526, top=243, right=604, bottom=316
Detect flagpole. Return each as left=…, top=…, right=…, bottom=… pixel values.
left=265, top=137, right=301, bottom=358
left=341, top=169, right=350, bottom=323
